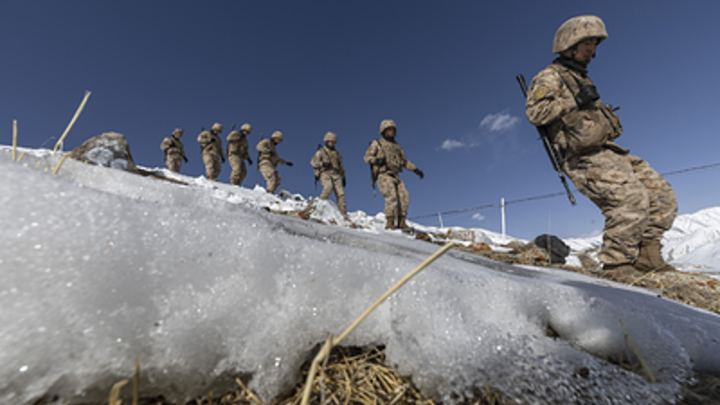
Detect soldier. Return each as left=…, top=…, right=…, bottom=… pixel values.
left=256, top=131, right=293, bottom=194
left=227, top=123, right=253, bottom=186
left=197, top=122, right=225, bottom=181
left=525, top=15, right=678, bottom=274
left=160, top=128, right=187, bottom=173
left=364, top=119, right=424, bottom=231
left=311, top=131, right=347, bottom=215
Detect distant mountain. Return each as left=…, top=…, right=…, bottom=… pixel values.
left=663, top=206, right=720, bottom=273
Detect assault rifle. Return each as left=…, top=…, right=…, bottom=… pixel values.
left=516, top=74, right=576, bottom=205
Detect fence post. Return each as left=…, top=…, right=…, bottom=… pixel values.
left=501, top=198, right=506, bottom=239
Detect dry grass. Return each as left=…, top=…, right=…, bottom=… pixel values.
left=137, top=346, right=512, bottom=405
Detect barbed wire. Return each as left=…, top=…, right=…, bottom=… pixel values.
left=409, top=161, right=720, bottom=220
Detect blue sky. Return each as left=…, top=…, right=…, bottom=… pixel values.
left=2, top=1, right=719, bottom=240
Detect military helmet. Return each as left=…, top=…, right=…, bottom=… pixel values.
left=323, top=131, right=338, bottom=143
left=240, top=123, right=253, bottom=134
left=379, top=119, right=397, bottom=135
left=552, top=15, right=608, bottom=54
left=271, top=131, right=284, bottom=141
left=211, top=122, right=223, bottom=132
left=173, top=128, right=184, bottom=135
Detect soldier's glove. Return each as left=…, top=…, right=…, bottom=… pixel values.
left=183, top=156, right=188, bottom=163
left=414, top=169, right=424, bottom=179
left=247, top=158, right=253, bottom=165
left=575, top=84, right=600, bottom=109
left=322, top=162, right=332, bottom=168
left=342, top=178, right=346, bottom=187
left=374, top=157, right=386, bottom=166
left=286, top=161, right=294, bottom=166
left=221, top=157, right=226, bottom=163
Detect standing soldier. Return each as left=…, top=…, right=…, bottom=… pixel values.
left=160, top=128, right=187, bottom=173
left=256, top=131, right=293, bottom=194
left=197, top=122, right=225, bottom=181
left=310, top=131, right=347, bottom=215
left=364, top=119, right=424, bottom=231
left=227, top=123, right=253, bottom=186
left=525, top=15, right=678, bottom=274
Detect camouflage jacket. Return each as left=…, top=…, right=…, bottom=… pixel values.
left=160, top=136, right=186, bottom=158
left=226, top=131, right=250, bottom=160
left=310, top=146, right=345, bottom=179
left=363, top=137, right=416, bottom=176
left=256, top=138, right=287, bottom=168
left=197, top=130, right=225, bottom=159
left=525, top=62, right=624, bottom=156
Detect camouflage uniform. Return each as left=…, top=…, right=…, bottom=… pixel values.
left=160, top=130, right=186, bottom=173
left=197, top=123, right=225, bottom=181
left=227, top=123, right=253, bottom=186
left=364, top=120, right=422, bottom=229
left=257, top=131, right=289, bottom=194
left=311, top=132, right=347, bottom=214
left=525, top=15, right=677, bottom=267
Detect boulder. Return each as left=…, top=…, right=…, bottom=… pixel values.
left=533, top=234, right=571, bottom=264
left=68, top=132, right=138, bottom=173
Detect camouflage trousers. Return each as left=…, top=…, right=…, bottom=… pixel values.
left=228, top=155, right=247, bottom=186
left=564, top=149, right=677, bottom=265
left=202, top=152, right=221, bottom=181
left=377, top=173, right=410, bottom=219
left=259, top=162, right=281, bottom=194
left=319, top=172, right=346, bottom=214
left=165, top=153, right=182, bottom=173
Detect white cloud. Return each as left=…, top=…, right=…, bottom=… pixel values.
left=479, top=112, right=519, bottom=133
left=472, top=213, right=485, bottom=221
left=440, top=139, right=465, bottom=151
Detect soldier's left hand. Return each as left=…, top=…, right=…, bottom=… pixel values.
left=183, top=156, right=188, bottom=163
left=286, top=161, right=294, bottom=166
left=342, top=178, right=346, bottom=187
left=575, top=84, right=600, bottom=109
left=247, top=158, right=253, bottom=165
left=414, top=169, right=424, bottom=179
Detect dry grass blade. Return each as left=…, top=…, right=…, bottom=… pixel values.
left=619, top=319, right=656, bottom=383
left=17, top=150, right=26, bottom=162
left=334, top=242, right=454, bottom=346
left=12, top=120, right=18, bottom=161
left=52, top=153, right=70, bottom=175
left=53, top=90, right=91, bottom=155
left=108, top=379, right=129, bottom=405
left=236, top=377, right=263, bottom=405
left=133, top=354, right=140, bottom=405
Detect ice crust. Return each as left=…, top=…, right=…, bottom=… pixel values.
left=1, top=148, right=720, bottom=405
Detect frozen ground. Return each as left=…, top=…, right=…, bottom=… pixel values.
left=1, top=146, right=719, bottom=405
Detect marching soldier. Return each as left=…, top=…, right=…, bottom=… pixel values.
left=256, top=131, right=293, bottom=194
left=311, top=131, right=347, bottom=215
left=197, top=122, right=225, bottom=181
left=525, top=15, right=678, bottom=274
left=160, top=128, right=187, bottom=173
left=364, top=119, right=424, bottom=231
left=227, top=123, right=253, bottom=186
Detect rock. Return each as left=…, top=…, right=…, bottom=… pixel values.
left=68, top=132, right=138, bottom=173
left=533, top=234, right=570, bottom=264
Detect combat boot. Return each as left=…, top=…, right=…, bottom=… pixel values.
left=634, top=238, right=675, bottom=273
left=385, top=216, right=398, bottom=230
left=398, top=216, right=413, bottom=232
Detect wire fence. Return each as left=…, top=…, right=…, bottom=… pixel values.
left=408, top=161, right=720, bottom=221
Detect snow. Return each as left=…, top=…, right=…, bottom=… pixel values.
left=1, top=145, right=719, bottom=405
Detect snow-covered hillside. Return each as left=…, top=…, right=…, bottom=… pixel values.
left=1, top=146, right=719, bottom=405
